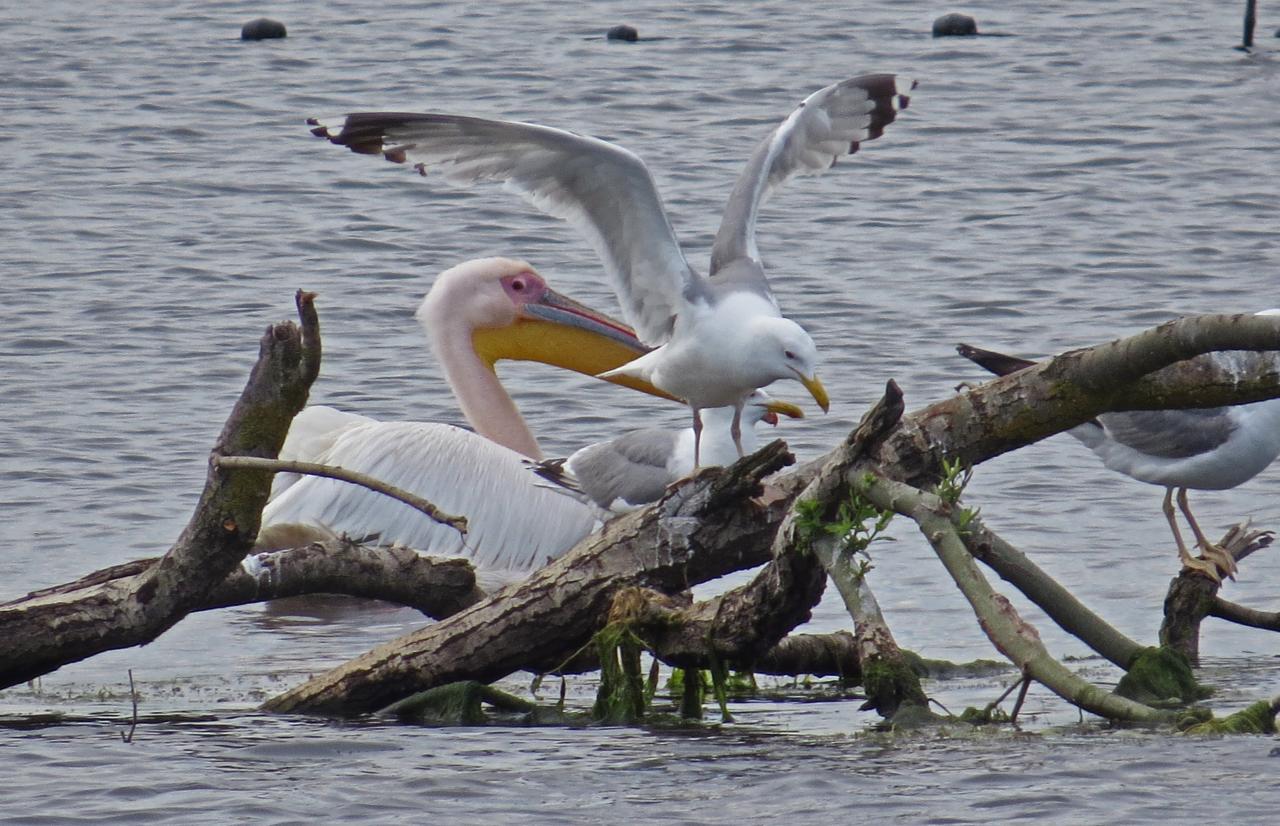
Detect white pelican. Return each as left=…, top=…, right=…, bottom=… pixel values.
left=258, top=258, right=798, bottom=585
left=956, top=321, right=1280, bottom=582
left=307, top=73, right=915, bottom=464
left=531, top=389, right=805, bottom=513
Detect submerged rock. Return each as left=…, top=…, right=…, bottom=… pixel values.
left=606, top=24, right=639, bottom=42
left=241, top=18, right=287, bottom=41
left=932, top=13, right=978, bottom=37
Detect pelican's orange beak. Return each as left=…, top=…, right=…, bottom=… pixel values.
left=471, top=285, right=679, bottom=403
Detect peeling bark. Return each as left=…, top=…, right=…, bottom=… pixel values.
left=5, top=541, right=482, bottom=621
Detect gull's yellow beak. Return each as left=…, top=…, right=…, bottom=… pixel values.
left=471, top=286, right=679, bottom=402
left=765, top=399, right=806, bottom=420
left=799, top=373, right=830, bottom=413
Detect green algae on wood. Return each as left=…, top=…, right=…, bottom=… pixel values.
left=1116, top=647, right=1212, bottom=706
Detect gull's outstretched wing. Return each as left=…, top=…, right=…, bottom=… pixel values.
left=310, top=113, right=702, bottom=345
left=710, top=74, right=915, bottom=278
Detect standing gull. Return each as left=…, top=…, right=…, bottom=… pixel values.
left=531, top=389, right=805, bottom=514
left=308, top=74, right=914, bottom=464
left=956, top=322, right=1280, bottom=582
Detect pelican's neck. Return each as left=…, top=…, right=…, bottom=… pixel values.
left=427, top=317, right=542, bottom=460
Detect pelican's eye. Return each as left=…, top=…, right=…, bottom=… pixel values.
left=511, top=278, right=526, bottom=292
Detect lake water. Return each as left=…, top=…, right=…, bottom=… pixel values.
left=3, top=0, right=1280, bottom=821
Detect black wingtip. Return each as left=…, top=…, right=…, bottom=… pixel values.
left=955, top=343, right=1038, bottom=377
left=849, top=74, right=916, bottom=146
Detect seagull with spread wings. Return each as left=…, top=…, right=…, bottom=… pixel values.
left=308, top=74, right=915, bottom=465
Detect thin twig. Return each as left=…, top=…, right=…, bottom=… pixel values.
left=215, top=455, right=468, bottom=534
left=978, top=672, right=1029, bottom=724
left=989, top=673, right=1026, bottom=709
left=1009, top=674, right=1032, bottom=724
left=121, top=669, right=138, bottom=743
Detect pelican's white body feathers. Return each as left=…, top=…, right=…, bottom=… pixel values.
left=260, top=413, right=599, bottom=580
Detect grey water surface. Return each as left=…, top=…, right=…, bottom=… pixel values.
left=3, top=0, right=1280, bottom=822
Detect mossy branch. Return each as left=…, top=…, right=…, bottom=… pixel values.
left=854, top=474, right=1171, bottom=724
left=959, top=513, right=1144, bottom=670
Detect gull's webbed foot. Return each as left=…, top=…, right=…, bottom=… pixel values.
left=1197, top=540, right=1238, bottom=582
left=1177, top=544, right=1223, bottom=584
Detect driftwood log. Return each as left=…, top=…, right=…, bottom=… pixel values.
left=266, top=313, right=1280, bottom=716
left=3, top=309, right=1280, bottom=721
left=263, top=442, right=800, bottom=714
left=0, top=291, right=320, bottom=689
left=7, top=541, right=483, bottom=624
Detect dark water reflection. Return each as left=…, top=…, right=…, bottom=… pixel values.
left=3, top=0, right=1280, bottom=820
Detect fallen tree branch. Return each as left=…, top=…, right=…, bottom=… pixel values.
left=262, top=311, right=1280, bottom=716
left=803, top=486, right=927, bottom=718
left=856, top=474, right=1170, bottom=724
left=1209, top=598, right=1280, bottom=632
left=219, top=542, right=482, bottom=618
left=875, top=313, right=1280, bottom=488
left=6, top=307, right=1275, bottom=717
left=3, top=541, right=482, bottom=621
left=634, top=382, right=905, bottom=669
left=263, top=441, right=798, bottom=715
left=1058, top=313, right=1280, bottom=399
left=0, top=292, right=321, bottom=689
left=752, top=631, right=863, bottom=679
left=218, top=455, right=468, bottom=536
left=961, top=515, right=1144, bottom=670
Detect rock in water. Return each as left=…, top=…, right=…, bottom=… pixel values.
left=932, top=13, right=978, bottom=37
left=242, top=18, right=287, bottom=41
left=606, top=24, right=638, bottom=42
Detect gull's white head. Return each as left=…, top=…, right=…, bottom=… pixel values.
left=703, top=389, right=807, bottom=429
left=744, top=389, right=806, bottom=426
left=744, top=316, right=830, bottom=413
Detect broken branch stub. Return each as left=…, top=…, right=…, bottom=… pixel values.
left=0, top=293, right=321, bottom=688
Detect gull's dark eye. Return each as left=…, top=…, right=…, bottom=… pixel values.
left=784, top=350, right=796, bottom=360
